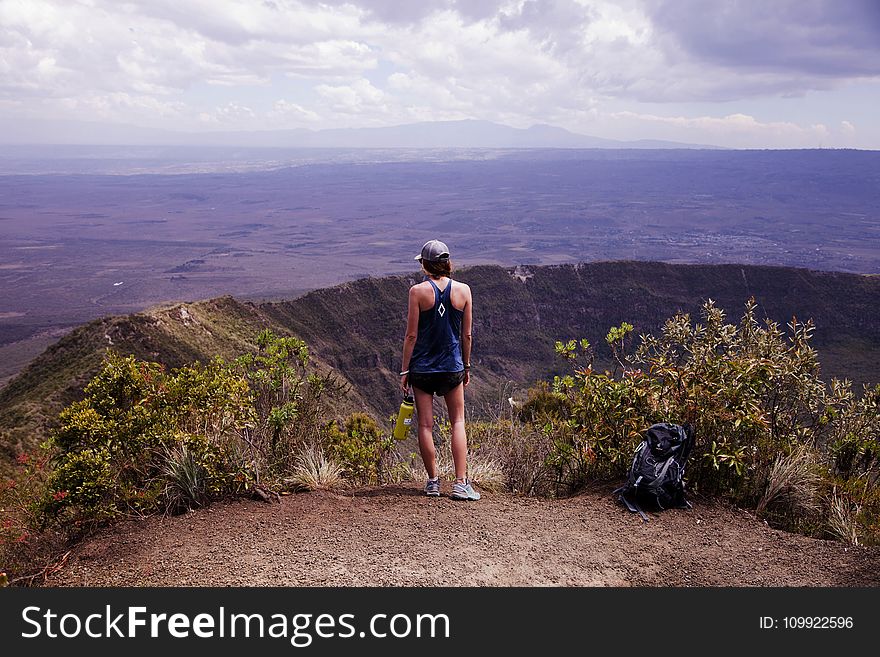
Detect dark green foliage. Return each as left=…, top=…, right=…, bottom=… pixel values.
left=517, top=381, right=571, bottom=425
left=45, top=447, right=115, bottom=517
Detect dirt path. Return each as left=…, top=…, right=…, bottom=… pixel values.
left=50, top=483, right=880, bottom=587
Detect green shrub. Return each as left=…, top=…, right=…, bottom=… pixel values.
left=522, top=300, right=880, bottom=540
left=42, top=351, right=253, bottom=523
left=552, top=368, right=651, bottom=487
left=631, top=300, right=832, bottom=502
left=44, top=447, right=115, bottom=519
left=517, top=381, right=571, bottom=424
left=325, top=413, right=394, bottom=485
left=39, top=331, right=352, bottom=529
left=473, top=299, right=879, bottom=543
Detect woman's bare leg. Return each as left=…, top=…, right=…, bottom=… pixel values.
left=413, top=387, right=437, bottom=479
left=443, top=383, right=467, bottom=481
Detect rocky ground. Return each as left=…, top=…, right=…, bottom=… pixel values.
left=47, top=483, right=880, bottom=587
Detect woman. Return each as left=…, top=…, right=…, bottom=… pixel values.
left=399, top=239, right=479, bottom=500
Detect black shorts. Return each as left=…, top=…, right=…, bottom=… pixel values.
left=409, top=370, right=465, bottom=396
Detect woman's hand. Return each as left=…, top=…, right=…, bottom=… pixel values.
left=400, top=373, right=409, bottom=393
left=463, top=370, right=470, bottom=387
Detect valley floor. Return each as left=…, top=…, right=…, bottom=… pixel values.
left=45, top=483, right=880, bottom=587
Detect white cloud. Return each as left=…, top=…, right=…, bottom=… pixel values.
left=52, top=92, right=187, bottom=124
left=269, top=99, right=321, bottom=123
left=378, top=8, right=599, bottom=128
left=0, top=0, right=377, bottom=98
left=198, top=101, right=257, bottom=125
left=315, top=78, right=392, bottom=123
left=387, top=71, right=474, bottom=117
left=0, top=0, right=877, bottom=146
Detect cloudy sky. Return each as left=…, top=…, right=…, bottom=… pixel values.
left=1, top=0, right=879, bottom=148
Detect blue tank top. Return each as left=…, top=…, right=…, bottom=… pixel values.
left=410, top=278, right=464, bottom=374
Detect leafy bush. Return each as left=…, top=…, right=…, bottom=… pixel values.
left=31, top=329, right=382, bottom=532
left=517, top=381, right=572, bottom=424
left=43, top=447, right=115, bottom=519
left=631, top=299, right=834, bottom=502
left=42, top=352, right=253, bottom=524
left=324, top=413, right=394, bottom=485
left=472, top=299, right=879, bottom=544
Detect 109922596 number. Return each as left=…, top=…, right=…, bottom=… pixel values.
left=783, top=617, right=853, bottom=629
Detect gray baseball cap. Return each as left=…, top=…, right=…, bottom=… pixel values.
left=415, top=239, right=450, bottom=262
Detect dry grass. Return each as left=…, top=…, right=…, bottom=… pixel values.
left=463, top=418, right=555, bottom=496
left=379, top=451, right=418, bottom=485
left=463, top=457, right=506, bottom=493
left=433, top=437, right=506, bottom=492
left=827, top=487, right=862, bottom=546
left=161, top=444, right=209, bottom=514
left=285, top=446, right=345, bottom=492
left=756, top=443, right=820, bottom=516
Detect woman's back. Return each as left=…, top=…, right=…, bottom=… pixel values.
left=410, top=278, right=465, bottom=374
left=411, top=276, right=469, bottom=313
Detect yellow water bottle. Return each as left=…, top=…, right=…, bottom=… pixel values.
left=394, top=394, right=415, bottom=440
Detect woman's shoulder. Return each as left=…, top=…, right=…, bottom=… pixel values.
left=450, top=279, right=471, bottom=308
left=409, top=280, right=433, bottom=299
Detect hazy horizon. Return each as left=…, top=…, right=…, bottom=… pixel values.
left=0, top=117, right=725, bottom=150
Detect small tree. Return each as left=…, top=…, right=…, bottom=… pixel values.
left=234, top=330, right=348, bottom=478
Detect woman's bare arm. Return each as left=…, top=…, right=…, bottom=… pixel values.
left=461, top=284, right=472, bottom=386
left=400, top=285, right=421, bottom=392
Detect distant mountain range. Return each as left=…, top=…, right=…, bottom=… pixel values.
left=0, top=117, right=720, bottom=150
left=2, top=261, right=877, bottom=473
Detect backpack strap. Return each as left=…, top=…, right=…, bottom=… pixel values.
left=646, top=456, right=676, bottom=494
left=622, top=495, right=650, bottom=522
left=613, top=487, right=650, bottom=522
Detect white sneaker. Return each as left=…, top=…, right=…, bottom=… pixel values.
left=451, top=479, right=480, bottom=501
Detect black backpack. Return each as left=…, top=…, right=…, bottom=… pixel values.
left=614, top=423, right=694, bottom=521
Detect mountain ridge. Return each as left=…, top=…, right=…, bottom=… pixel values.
left=0, top=117, right=719, bottom=149
left=1, top=261, right=878, bottom=473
